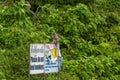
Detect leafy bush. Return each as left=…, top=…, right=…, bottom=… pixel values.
left=0, top=0, right=120, bottom=80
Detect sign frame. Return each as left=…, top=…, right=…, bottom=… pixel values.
left=28, top=43, right=62, bottom=80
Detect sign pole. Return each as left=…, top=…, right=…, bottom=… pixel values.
left=42, top=70, right=45, bottom=80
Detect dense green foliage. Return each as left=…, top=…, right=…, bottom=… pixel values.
left=0, top=0, right=120, bottom=80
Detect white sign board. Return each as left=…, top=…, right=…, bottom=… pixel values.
left=30, top=44, right=45, bottom=74
left=29, top=44, right=62, bottom=74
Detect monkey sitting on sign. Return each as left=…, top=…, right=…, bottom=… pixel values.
left=51, top=32, right=59, bottom=45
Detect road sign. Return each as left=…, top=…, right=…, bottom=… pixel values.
left=29, top=44, right=62, bottom=74
left=30, top=44, right=45, bottom=74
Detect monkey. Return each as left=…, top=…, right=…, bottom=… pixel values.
left=51, top=32, right=59, bottom=45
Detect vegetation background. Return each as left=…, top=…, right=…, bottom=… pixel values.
left=0, top=0, right=120, bottom=80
